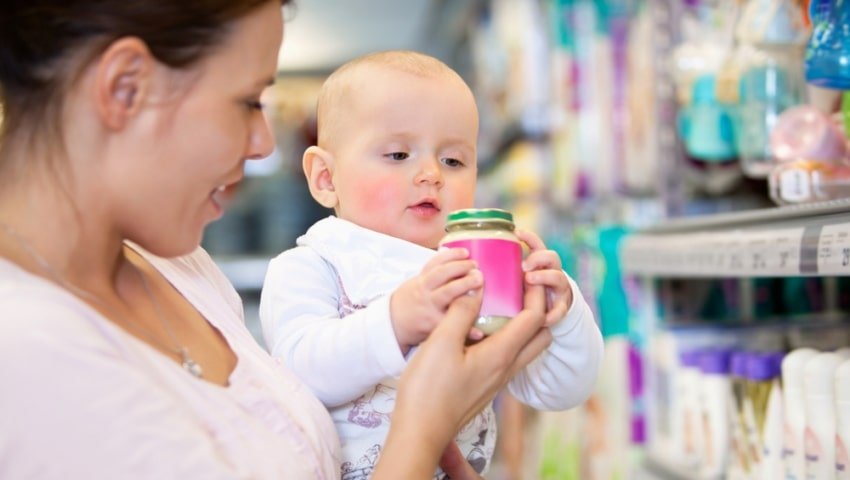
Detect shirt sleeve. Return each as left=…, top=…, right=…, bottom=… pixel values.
left=259, top=247, right=407, bottom=407
left=0, top=297, right=256, bottom=480
left=507, top=274, right=604, bottom=411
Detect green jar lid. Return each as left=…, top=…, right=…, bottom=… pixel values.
left=446, top=208, right=513, bottom=224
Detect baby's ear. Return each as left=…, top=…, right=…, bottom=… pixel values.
left=303, top=146, right=338, bottom=209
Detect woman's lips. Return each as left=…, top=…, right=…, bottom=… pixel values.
left=211, top=184, right=238, bottom=215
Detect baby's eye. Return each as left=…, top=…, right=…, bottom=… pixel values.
left=386, top=152, right=409, bottom=161
left=442, top=157, right=464, bottom=168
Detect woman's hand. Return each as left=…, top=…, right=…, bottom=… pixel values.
left=438, top=442, right=483, bottom=480
left=373, top=281, right=552, bottom=479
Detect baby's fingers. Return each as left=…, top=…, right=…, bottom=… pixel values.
left=522, top=249, right=563, bottom=272
left=525, top=268, right=569, bottom=292
left=424, top=247, right=469, bottom=272
left=544, top=302, right=568, bottom=326
left=515, top=229, right=546, bottom=252
left=431, top=269, right=484, bottom=307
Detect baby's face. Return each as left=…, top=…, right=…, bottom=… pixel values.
left=329, top=69, right=479, bottom=249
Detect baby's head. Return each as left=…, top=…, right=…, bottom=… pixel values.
left=303, top=50, right=479, bottom=249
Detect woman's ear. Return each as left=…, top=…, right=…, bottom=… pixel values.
left=303, top=145, right=338, bottom=209
left=94, top=37, right=153, bottom=130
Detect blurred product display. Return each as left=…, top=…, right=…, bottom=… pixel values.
left=196, top=1, right=850, bottom=478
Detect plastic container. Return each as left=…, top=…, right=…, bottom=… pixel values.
left=768, top=159, right=850, bottom=206
left=728, top=351, right=752, bottom=479
left=439, top=208, right=522, bottom=335
left=805, top=0, right=850, bottom=89
left=836, top=359, right=850, bottom=479
left=761, top=352, right=785, bottom=480
left=784, top=348, right=820, bottom=480
left=742, top=352, right=780, bottom=478
left=803, top=352, right=845, bottom=480
left=698, top=349, right=731, bottom=479
left=678, top=349, right=705, bottom=468
left=678, top=75, right=737, bottom=162
left=769, top=105, right=848, bottom=163
left=736, top=0, right=810, bottom=46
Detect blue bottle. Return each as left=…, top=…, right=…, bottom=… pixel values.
left=805, top=0, right=850, bottom=89
left=735, top=64, right=800, bottom=177
left=678, top=74, right=737, bottom=162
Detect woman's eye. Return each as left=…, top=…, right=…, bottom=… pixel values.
left=442, top=157, right=464, bottom=168
left=246, top=100, right=265, bottom=111
left=386, top=152, right=409, bottom=161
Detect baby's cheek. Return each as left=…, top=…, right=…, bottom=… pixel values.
left=353, top=176, right=405, bottom=210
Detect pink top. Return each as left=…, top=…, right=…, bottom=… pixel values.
left=0, top=245, right=341, bottom=479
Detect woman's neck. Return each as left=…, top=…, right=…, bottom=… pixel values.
left=0, top=171, right=126, bottom=296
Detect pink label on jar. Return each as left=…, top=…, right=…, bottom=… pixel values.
left=442, top=238, right=522, bottom=317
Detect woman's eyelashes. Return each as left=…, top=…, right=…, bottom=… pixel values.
left=245, top=99, right=265, bottom=111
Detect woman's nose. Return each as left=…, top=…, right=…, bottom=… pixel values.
left=245, top=112, right=275, bottom=161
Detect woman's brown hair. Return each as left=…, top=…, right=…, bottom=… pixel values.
left=0, top=0, right=291, bottom=150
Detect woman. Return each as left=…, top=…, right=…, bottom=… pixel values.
left=0, top=1, right=553, bottom=478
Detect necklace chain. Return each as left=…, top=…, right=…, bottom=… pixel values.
left=0, top=222, right=203, bottom=378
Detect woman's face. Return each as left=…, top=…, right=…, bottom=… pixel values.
left=112, top=1, right=283, bottom=257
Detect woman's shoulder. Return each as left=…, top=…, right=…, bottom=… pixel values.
left=0, top=258, right=93, bottom=323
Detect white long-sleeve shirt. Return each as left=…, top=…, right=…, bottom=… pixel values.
left=260, top=216, right=603, bottom=479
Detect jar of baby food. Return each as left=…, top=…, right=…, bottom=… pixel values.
left=439, top=208, right=523, bottom=335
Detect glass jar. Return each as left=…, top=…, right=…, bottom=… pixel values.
left=439, top=208, right=522, bottom=335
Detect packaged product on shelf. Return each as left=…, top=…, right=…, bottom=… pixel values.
left=783, top=348, right=821, bottom=480
left=679, top=349, right=706, bottom=468
left=806, top=0, right=850, bottom=89
left=726, top=0, right=808, bottom=178
left=728, top=351, right=752, bottom=479
left=803, top=352, right=846, bottom=480
left=770, top=105, right=848, bottom=163
left=698, top=349, right=732, bottom=479
left=835, top=359, right=850, bottom=479
left=767, top=158, right=850, bottom=205
left=742, top=352, right=779, bottom=478
left=677, top=74, right=737, bottom=162
left=760, top=352, right=786, bottom=480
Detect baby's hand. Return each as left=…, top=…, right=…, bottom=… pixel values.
left=390, top=248, right=484, bottom=354
left=515, top=229, right=573, bottom=326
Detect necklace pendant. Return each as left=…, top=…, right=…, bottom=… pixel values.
left=179, top=348, right=203, bottom=378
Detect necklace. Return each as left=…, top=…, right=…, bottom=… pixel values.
left=0, top=222, right=204, bottom=378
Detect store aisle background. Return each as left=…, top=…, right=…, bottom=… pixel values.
left=203, top=1, right=850, bottom=479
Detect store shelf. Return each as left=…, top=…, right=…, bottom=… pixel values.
left=621, top=198, right=850, bottom=277
left=637, top=453, right=697, bottom=480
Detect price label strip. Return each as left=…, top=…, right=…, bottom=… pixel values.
left=817, top=222, right=850, bottom=275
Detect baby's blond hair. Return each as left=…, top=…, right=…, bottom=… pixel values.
left=316, top=50, right=465, bottom=149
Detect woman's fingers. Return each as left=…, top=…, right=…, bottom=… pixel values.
left=434, top=287, right=484, bottom=341
left=438, top=442, right=483, bottom=480
left=523, top=280, right=546, bottom=313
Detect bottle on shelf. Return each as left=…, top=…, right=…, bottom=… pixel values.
left=783, top=348, right=820, bottom=480
left=803, top=352, right=845, bottom=480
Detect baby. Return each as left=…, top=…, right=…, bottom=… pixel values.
left=259, top=50, right=603, bottom=479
